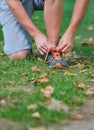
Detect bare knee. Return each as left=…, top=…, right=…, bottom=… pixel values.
left=9, top=50, right=30, bottom=60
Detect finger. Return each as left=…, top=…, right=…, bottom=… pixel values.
left=56, top=39, right=65, bottom=51
left=39, top=47, right=47, bottom=54
left=61, top=44, right=72, bottom=53
left=42, top=46, right=48, bottom=52
left=57, top=43, right=66, bottom=52
left=39, top=49, right=44, bottom=55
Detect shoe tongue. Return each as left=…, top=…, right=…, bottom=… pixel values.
left=49, top=47, right=61, bottom=53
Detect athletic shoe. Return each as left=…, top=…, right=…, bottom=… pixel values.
left=45, top=49, right=68, bottom=68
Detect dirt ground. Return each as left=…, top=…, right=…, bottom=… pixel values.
left=0, top=99, right=94, bottom=130
left=55, top=99, right=94, bottom=130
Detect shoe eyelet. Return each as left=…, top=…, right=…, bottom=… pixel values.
left=56, top=54, right=59, bottom=56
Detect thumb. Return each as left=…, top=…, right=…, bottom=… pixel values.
left=56, top=39, right=63, bottom=51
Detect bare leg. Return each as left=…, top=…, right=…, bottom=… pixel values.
left=44, top=0, right=63, bottom=48
left=9, top=50, right=30, bottom=60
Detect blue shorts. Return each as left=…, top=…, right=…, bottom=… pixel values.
left=0, top=0, right=35, bottom=55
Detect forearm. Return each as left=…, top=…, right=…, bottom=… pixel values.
left=67, top=0, right=90, bottom=34
left=6, top=0, right=40, bottom=38
left=44, top=0, right=63, bottom=45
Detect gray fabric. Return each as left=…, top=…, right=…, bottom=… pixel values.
left=0, top=0, right=34, bottom=55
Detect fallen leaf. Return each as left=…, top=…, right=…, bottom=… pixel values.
left=85, top=87, right=94, bottom=96
left=79, top=69, right=87, bottom=73
left=38, top=73, right=49, bottom=83
left=28, top=127, right=46, bottom=130
left=0, top=99, right=7, bottom=106
left=80, top=38, right=94, bottom=46
left=71, top=114, right=84, bottom=120
left=91, top=74, right=94, bottom=78
left=32, top=112, right=41, bottom=119
left=76, top=63, right=85, bottom=69
left=83, top=61, right=91, bottom=67
left=28, top=127, right=53, bottom=130
left=37, top=57, right=43, bottom=62
left=27, top=104, right=37, bottom=111
left=75, top=35, right=82, bottom=40
left=78, top=83, right=86, bottom=89
left=80, top=41, right=89, bottom=46
left=32, top=66, right=41, bottom=72
left=41, top=86, right=54, bottom=98
left=31, top=78, right=37, bottom=84
left=87, top=37, right=94, bottom=45
left=40, top=73, right=48, bottom=79
left=38, top=78, right=49, bottom=83
left=73, top=82, right=86, bottom=89
left=86, top=25, right=94, bottom=31
left=45, top=98, right=69, bottom=112
left=64, top=71, right=77, bottom=76
left=20, top=72, right=27, bottom=76
left=73, top=82, right=78, bottom=88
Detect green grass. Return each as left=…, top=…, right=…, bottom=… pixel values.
left=0, top=0, right=94, bottom=129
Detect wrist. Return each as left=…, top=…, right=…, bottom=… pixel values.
left=67, top=24, right=78, bottom=35
left=30, top=28, right=41, bottom=39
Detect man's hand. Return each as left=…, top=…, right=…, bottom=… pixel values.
left=34, top=32, right=49, bottom=55
left=57, top=0, right=89, bottom=53
left=56, top=31, right=73, bottom=53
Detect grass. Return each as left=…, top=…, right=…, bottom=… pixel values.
left=0, top=0, right=94, bottom=129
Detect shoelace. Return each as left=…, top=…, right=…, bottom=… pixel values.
left=45, top=49, right=61, bottom=64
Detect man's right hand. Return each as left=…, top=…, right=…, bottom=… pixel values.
left=34, top=32, right=49, bottom=55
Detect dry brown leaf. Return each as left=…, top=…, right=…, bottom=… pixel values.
left=20, top=72, right=27, bottom=76
left=76, top=63, right=84, bottom=69
left=71, top=114, right=84, bottom=120
left=86, top=25, right=94, bottom=31
left=85, top=87, right=94, bottom=96
left=91, top=74, right=94, bottom=78
left=73, top=81, right=78, bottom=88
left=78, top=83, right=86, bottom=89
left=41, top=86, right=54, bottom=98
left=32, top=112, right=41, bottom=119
left=75, top=35, right=82, bottom=40
left=38, top=73, right=49, bottom=83
left=79, top=69, right=87, bottom=73
left=28, top=127, right=46, bottom=130
left=83, top=61, right=91, bottom=67
left=0, top=99, right=7, bottom=106
left=28, top=127, right=53, bottom=130
left=31, top=78, right=37, bottom=84
left=64, top=71, right=77, bottom=76
left=87, top=37, right=94, bottom=45
left=27, top=104, right=37, bottom=111
left=45, top=98, right=69, bottom=112
left=40, top=73, right=48, bottom=79
left=80, top=41, right=89, bottom=46
left=37, top=57, right=43, bottom=62
left=80, top=38, right=94, bottom=46
left=73, top=82, right=86, bottom=89
left=38, top=78, right=49, bottom=83
left=32, top=66, right=41, bottom=72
